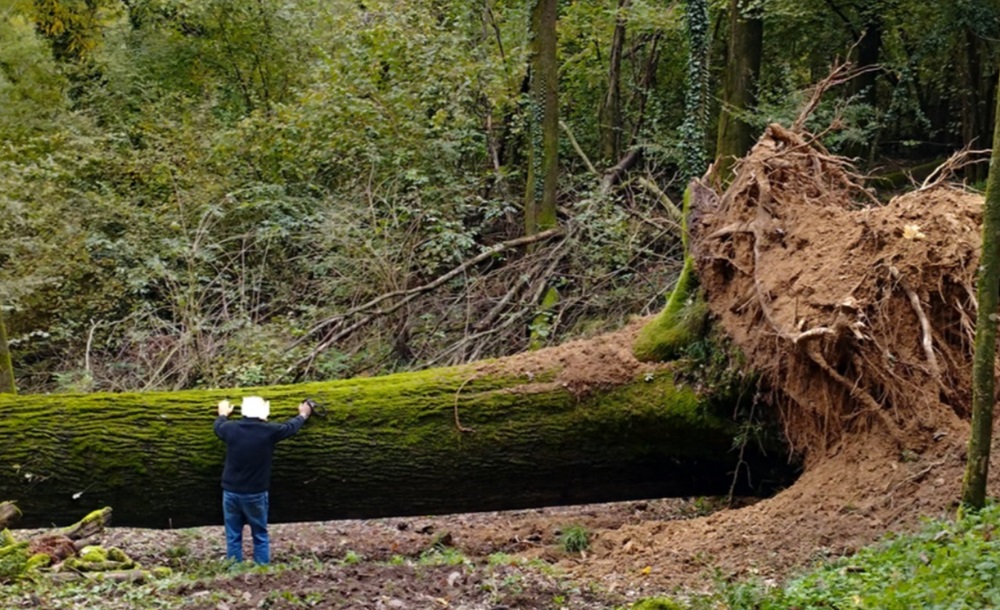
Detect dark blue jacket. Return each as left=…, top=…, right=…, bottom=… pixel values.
left=213, top=415, right=306, bottom=493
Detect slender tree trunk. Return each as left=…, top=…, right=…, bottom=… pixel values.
left=849, top=11, right=881, bottom=108
left=0, top=307, right=15, bottom=395
left=714, top=0, right=762, bottom=182
left=524, top=0, right=559, bottom=236
left=961, top=69, right=1000, bottom=510
left=628, top=33, right=661, bottom=148
left=599, top=0, right=630, bottom=164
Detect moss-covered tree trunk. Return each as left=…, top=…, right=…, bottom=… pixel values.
left=961, top=69, right=1000, bottom=510
left=0, top=306, right=15, bottom=395
left=0, top=362, right=792, bottom=529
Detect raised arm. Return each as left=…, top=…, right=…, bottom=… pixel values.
left=213, top=399, right=234, bottom=438
left=273, top=401, right=312, bottom=441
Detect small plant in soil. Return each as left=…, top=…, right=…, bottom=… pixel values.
left=340, top=549, right=363, bottom=565
left=418, top=546, right=468, bottom=566
left=558, top=524, right=590, bottom=553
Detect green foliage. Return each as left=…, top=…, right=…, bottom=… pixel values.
left=558, top=524, right=590, bottom=553
left=684, top=503, right=1000, bottom=609
left=418, top=542, right=469, bottom=567
left=0, top=0, right=995, bottom=394
left=340, top=549, right=364, bottom=565
left=0, top=544, right=29, bottom=583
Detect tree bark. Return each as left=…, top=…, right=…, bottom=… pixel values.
left=714, top=0, right=762, bottom=182
left=0, top=306, right=15, bottom=395
left=961, top=69, right=1000, bottom=510
left=0, top=362, right=794, bottom=529
left=524, top=0, right=559, bottom=236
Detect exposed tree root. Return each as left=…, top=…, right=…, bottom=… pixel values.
left=691, top=122, right=986, bottom=464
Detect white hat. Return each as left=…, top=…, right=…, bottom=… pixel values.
left=240, top=396, right=270, bottom=420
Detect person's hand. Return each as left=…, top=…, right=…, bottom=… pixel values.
left=298, top=400, right=312, bottom=419
left=218, top=399, right=234, bottom=417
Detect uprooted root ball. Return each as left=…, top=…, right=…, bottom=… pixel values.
left=692, top=123, right=983, bottom=464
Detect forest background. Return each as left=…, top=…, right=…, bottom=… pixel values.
left=1, top=0, right=997, bottom=395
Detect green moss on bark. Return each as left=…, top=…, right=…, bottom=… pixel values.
left=0, top=360, right=791, bottom=528
left=0, top=306, right=15, bottom=395
left=634, top=187, right=709, bottom=362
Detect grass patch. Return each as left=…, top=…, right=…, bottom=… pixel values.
left=558, top=524, right=590, bottom=554
left=678, top=502, right=1000, bottom=609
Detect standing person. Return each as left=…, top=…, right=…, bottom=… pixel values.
left=214, top=395, right=313, bottom=564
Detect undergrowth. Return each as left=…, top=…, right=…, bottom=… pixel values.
left=677, top=502, right=1000, bottom=609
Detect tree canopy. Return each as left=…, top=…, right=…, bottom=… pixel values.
left=1, top=0, right=998, bottom=393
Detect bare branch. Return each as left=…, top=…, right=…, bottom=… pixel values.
left=792, top=58, right=882, bottom=132
left=286, top=229, right=565, bottom=378
left=919, top=146, right=991, bottom=191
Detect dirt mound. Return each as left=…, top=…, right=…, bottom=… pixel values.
left=474, top=317, right=665, bottom=396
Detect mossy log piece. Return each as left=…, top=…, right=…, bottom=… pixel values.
left=633, top=256, right=708, bottom=362
left=0, top=364, right=794, bottom=529
left=0, top=507, right=111, bottom=582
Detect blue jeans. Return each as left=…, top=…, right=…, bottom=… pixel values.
left=222, top=490, right=270, bottom=564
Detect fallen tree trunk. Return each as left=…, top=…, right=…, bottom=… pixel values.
left=0, top=335, right=796, bottom=529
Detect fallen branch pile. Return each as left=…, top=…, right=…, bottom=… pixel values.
left=0, top=502, right=168, bottom=583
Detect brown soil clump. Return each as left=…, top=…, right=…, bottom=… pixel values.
left=474, top=317, right=667, bottom=396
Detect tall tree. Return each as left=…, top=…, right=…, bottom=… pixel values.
left=848, top=4, right=881, bottom=109
left=598, top=0, right=630, bottom=164
left=960, top=69, right=1000, bottom=510
left=715, top=0, right=762, bottom=181
left=524, top=0, right=559, bottom=236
